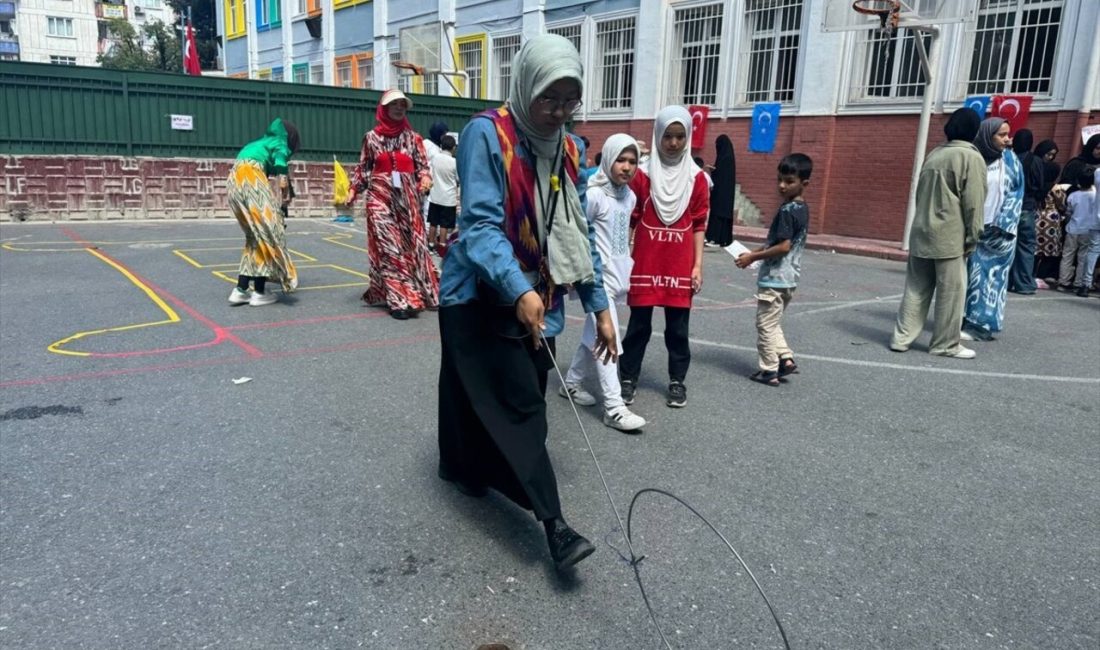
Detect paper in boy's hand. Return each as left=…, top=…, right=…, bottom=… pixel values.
left=725, top=240, right=761, bottom=269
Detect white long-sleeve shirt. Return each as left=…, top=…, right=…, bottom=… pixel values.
left=584, top=184, right=635, bottom=299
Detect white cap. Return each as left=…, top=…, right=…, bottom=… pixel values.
left=380, top=89, right=412, bottom=108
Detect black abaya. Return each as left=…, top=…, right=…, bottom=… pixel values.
left=704, top=135, right=736, bottom=247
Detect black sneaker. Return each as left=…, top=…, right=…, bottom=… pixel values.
left=544, top=518, right=595, bottom=569
left=667, top=381, right=687, bottom=408
left=620, top=379, right=637, bottom=405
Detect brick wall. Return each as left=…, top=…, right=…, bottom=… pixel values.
left=577, top=109, right=1098, bottom=242
left=0, top=156, right=343, bottom=222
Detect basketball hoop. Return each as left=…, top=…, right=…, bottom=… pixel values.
left=852, top=0, right=900, bottom=38
left=392, top=61, right=424, bottom=76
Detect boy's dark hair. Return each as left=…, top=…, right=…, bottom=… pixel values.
left=778, top=153, right=812, bottom=180
left=283, top=120, right=300, bottom=154
left=593, top=152, right=602, bottom=166
left=441, top=134, right=457, bottom=151
left=693, top=156, right=705, bottom=168
left=580, top=136, right=591, bottom=148
left=1080, top=167, right=1096, bottom=189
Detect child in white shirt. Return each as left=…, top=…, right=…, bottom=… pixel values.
left=560, top=134, right=647, bottom=432
left=1059, top=167, right=1098, bottom=296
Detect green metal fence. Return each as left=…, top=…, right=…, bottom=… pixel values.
left=0, top=61, right=499, bottom=161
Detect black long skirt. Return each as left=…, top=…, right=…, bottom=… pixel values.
left=437, top=303, right=562, bottom=521
left=705, top=215, right=734, bottom=247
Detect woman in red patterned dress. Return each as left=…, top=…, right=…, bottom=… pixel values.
left=347, top=90, right=440, bottom=319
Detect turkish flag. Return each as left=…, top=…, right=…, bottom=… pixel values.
left=688, top=105, right=709, bottom=149
left=184, top=22, right=202, bottom=75
left=990, top=95, right=1032, bottom=135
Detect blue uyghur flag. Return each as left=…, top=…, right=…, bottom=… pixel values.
left=749, top=102, right=781, bottom=153
left=963, top=95, right=991, bottom=117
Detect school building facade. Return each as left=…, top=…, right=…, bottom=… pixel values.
left=219, top=0, right=1099, bottom=241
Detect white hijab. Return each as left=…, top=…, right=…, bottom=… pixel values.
left=588, top=133, right=638, bottom=199
left=649, top=106, right=700, bottom=225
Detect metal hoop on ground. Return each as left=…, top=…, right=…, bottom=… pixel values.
left=852, top=0, right=900, bottom=37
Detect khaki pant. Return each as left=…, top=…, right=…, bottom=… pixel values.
left=755, top=287, right=794, bottom=372
left=891, top=255, right=965, bottom=354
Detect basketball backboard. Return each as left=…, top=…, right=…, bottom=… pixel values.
left=822, top=0, right=977, bottom=33
left=398, top=23, right=442, bottom=73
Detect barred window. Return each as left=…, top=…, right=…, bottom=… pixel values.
left=593, top=16, right=636, bottom=111
left=310, top=62, right=323, bottom=85
left=272, top=68, right=283, bottom=82
left=965, top=0, right=1062, bottom=96
left=850, top=29, right=931, bottom=100
left=390, top=46, right=410, bottom=93
left=548, top=23, right=582, bottom=55
left=50, top=55, right=77, bottom=65
left=668, top=3, right=724, bottom=106
left=357, top=57, right=373, bottom=89
left=492, top=34, right=521, bottom=100
left=458, top=38, right=485, bottom=99
left=739, top=0, right=802, bottom=104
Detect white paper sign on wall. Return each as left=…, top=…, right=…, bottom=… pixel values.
left=1082, top=124, right=1100, bottom=145
left=170, top=115, right=194, bottom=131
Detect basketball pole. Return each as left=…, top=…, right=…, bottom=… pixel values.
left=901, top=25, right=940, bottom=252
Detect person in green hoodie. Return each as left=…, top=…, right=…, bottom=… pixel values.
left=226, top=118, right=300, bottom=306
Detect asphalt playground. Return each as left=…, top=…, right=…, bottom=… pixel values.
left=0, top=218, right=1097, bottom=649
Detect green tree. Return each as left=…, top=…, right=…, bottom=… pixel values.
left=167, top=0, right=219, bottom=69
left=97, top=18, right=182, bottom=72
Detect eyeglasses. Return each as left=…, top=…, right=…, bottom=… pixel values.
left=534, top=96, right=583, bottom=115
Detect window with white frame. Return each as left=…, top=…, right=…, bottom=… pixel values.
left=593, top=16, right=636, bottom=111
left=50, top=55, right=77, bottom=65
left=293, top=64, right=308, bottom=84
left=390, top=46, right=410, bottom=92
left=357, top=57, right=373, bottom=89
left=964, top=0, right=1063, bottom=96
left=548, top=23, right=582, bottom=55
left=668, top=3, right=723, bottom=106
left=491, top=34, right=521, bottom=100
left=850, top=28, right=931, bottom=100
left=47, top=16, right=74, bottom=37
left=336, top=59, right=353, bottom=87
left=141, top=0, right=163, bottom=9
left=296, top=0, right=306, bottom=15
left=738, top=0, right=802, bottom=104
left=458, top=39, right=484, bottom=99
left=310, top=62, right=323, bottom=85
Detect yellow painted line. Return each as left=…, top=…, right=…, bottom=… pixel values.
left=48, top=248, right=181, bottom=356
left=323, top=234, right=369, bottom=253
left=211, top=263, right=370, bottom=290
left=287, top=248, right=318, bottom=263
left=173, top=249, right=206, bottom=268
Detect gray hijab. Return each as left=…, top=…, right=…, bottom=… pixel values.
left=507, top=34, right=583, bottom=159
left=974, top=117, right=1007, bottom=164
left=506, top=34, right=594, bottom=287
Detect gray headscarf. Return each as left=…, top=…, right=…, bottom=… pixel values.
left=974, top=117, right=1007, bottom=164
left=506, top=34, right=594, bottom=287
left=508, top=34, right=583, bottom=160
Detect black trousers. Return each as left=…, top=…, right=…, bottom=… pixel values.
left=437, top=303, right=562, bottom=521
left=618, top=306, right=691, bottom=384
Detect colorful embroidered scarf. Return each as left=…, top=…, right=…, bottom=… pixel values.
left=478, top=106, right=580, bottom=304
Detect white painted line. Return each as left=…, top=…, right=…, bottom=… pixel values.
left=790, top=295, right=903, bottom=317
left=689, top=336, right=1100, bottom=384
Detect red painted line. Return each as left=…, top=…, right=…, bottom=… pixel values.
left=0, top=334, right=439, bottom=389
left=226, top=310, right=389, bottom=331
left=60, top=227, right=263, bottom=358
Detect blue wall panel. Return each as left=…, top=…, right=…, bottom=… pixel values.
left=333, top=3, right=375, bottom=56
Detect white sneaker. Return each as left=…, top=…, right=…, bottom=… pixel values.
left=228, top=288, right=250, bottom=305
left=249, top=291, right=278, bottom=306
left=934, top=345, right=976, bottom=359
left=959, top=330, right=975, bottom=341
left=603, top=407, right=646, bottom=432
left=558, top=384, right=597, bottom=406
